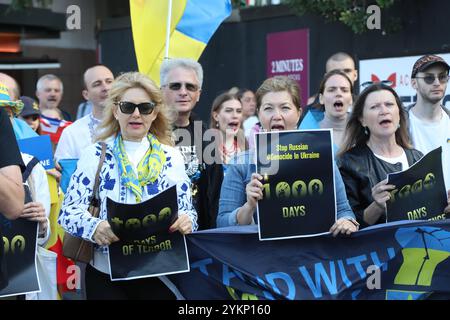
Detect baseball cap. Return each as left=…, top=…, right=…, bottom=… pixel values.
left=19, top=96, right=40, bottom=117
left=411, top=54, right=450, bottom=78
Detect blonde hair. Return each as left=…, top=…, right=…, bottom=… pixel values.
left=96, top=72, right=173, bottom=145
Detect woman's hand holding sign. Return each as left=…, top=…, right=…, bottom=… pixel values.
left=363, top=179, right=396, bottom=225
left=246, top=173, right=264, bottom=208
left=169, top=213, right=193, bottom=235
left=371, top=179, right=395, bottom=210
left=22, top=201, right=48, bottom=237
left=444, top=189, right=450, bottom=214
left=236, top=173, right=264, bottom=225
left=329, top=218, right=359, bottom=237
left=93, top=220, right=119, bottom=246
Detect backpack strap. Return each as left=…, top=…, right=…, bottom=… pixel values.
left=22, top=156, right=40, bottom=183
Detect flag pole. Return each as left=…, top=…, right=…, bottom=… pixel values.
left=164, top=0, right=173, bottom=59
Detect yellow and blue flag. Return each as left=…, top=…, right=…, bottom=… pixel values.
left=130, top=0, right=232, bottom=84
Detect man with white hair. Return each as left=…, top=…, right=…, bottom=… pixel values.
left=36, top=74, right=72, bottom=121
left=160, top=58, right=223, bottom=230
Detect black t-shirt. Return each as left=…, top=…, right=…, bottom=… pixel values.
left=0, top=108, right=25, bottom=289
left=173, top=115, right=223, bottom=230
left=0, top=109, right=25, bottom=169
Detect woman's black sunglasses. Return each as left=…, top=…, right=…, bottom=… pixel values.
left=116, top=101, right=156, bottom=115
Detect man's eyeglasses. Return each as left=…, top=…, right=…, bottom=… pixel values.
left=414, top=74, right=450, bottom=85
left=163, top=82, right=199, bottom=92
left=116, top=101, right=156, bottom=115
left=360, top=80, right=393, bottom=89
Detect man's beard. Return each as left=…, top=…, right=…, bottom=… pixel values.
left=424, top=93, right=444, bottom=104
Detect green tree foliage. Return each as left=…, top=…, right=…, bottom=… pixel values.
left=285, top=0, right=401, bottom=34
left=231, top=0, right=247, bottom=8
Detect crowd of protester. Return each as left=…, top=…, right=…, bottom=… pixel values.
left=0, top=52, right=449, bottom=300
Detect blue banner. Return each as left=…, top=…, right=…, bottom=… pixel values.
left=17, top=135, right=54, bottom=170
left=170, top=220, right=450, bottom=300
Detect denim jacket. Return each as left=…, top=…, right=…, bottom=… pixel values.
left=217, top=150, right=355, bottom=227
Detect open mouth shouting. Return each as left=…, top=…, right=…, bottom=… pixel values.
left=227, top=121, right=240, bottom=131
left=333, top=100, right=345, bottom=112
left=271, top=123, right=285, bottom=131
left=379, top=118, right=393, bottom=128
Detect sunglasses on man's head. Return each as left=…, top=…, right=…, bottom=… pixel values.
left=164, top=82, right=199, bottom=92
left=116, top=101, right=156, bottom=115
left=415, top=73, right=450, bottom=85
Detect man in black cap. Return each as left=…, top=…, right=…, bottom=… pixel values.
left=409, top=54, right=450, bottom=199
left=19, top=96, right=41, bottom=133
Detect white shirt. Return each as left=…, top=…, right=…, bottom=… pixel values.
left=54, top=113, right=101, bottom=161
left=373, top=150, right=409, bottom=172
left=409, top=109, right=450, bottom=190
left=123, top=138, right=150, bottom=174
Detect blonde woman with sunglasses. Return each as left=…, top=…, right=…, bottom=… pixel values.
left=59, top=72, right=197, bottom=300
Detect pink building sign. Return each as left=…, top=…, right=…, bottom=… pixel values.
left=267, top=29, right=309, bottom=107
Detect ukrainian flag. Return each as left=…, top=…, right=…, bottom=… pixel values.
left=130, top=0, right=232, bottom=85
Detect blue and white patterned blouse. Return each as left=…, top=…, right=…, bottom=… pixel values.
left=59, top=140, right=197, bottom=274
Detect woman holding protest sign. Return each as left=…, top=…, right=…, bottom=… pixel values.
left=337, top=83, right=425, bottom=228
left=59, top=72, right=197, bottom=299
left=217, top=76, right=359, bottom=236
